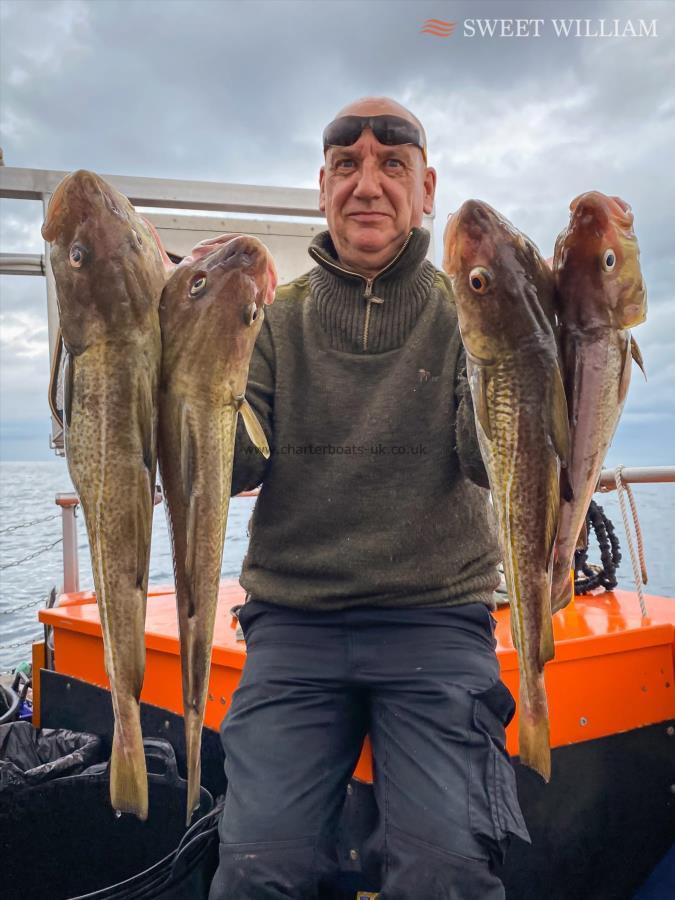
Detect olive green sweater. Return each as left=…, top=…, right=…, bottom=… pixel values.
left=231, top=227, right=500, bottom=610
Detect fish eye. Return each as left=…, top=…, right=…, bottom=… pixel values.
left=602, top=248, right=616, bottom=272
left=468, top=267, right=490, bottom=294
left=244, top=302, right=259, bottom=326
left=69, top=244, right=85, bottom=268
left=189, top=275, right=207, bottom=297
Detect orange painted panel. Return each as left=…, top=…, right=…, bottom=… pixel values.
left=31, top=641, right=46, bottom=728
left=41, top=585, right=675, bottom=786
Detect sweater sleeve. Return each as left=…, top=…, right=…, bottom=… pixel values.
left=455, top=346, right=491, bottom=490
left=231, top=314, right=275, bottom=495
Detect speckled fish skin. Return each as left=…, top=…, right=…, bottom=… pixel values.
left=158, top=234, right=276, bottom=823
left=443, top=200, right=570, bottom=782
left=551, top=192, right=647, bottom=613
left=42, top=170, right=171, bottom=820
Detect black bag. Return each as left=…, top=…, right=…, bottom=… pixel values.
left=0, top=721, right=103, bottom=790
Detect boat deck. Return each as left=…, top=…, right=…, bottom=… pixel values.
left=39, top=584, right=675, bottom=781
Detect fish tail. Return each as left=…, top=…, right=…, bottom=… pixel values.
left=110, top=712, right=148, bottom=820
left=518, top=676, right=551, bottom=782
left=184, top=707, right=203, bottom=825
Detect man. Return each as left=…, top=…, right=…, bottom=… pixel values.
left=209, top=97, right=529, bottom=900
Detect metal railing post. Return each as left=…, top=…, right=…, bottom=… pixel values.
left=55, top=493, right=80, bottom=594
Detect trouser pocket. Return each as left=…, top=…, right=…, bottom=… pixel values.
left=209, top=836, right=320, bottom=900
left=467, top=680, right=531, bottom=861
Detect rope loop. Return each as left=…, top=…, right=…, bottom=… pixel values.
left=614, top=465, right=649, bottom=618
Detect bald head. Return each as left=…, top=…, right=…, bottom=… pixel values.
left=332, top=96, right=428, bottom=155
left=319, top=95, right=436, bottom=277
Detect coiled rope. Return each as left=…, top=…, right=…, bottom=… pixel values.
left=574, top=501, right=622, bottom=595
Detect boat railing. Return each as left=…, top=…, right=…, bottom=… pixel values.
left=0, top=164, right=436, bottom=454
left=596, top=466, right=675, bottom=491
left=48, top=465, right=675, bottom=600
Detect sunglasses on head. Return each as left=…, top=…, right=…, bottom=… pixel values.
left=323, top=115, right=427, bottom=164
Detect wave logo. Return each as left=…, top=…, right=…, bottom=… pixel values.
left=421, top=18, right=456, bottom=37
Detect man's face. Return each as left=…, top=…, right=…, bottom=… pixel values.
left=319, top=128, right=436, bottom=277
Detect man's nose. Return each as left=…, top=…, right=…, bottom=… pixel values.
left=352, top=159, right=383, bottom=200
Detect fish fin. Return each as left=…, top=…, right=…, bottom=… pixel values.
left=136, top=472, right=153, bottom=591
left=618, top=335, right=633, bottom=405
left=560, top=467, right=574, bottom=503
left=178, top=404, right=198, bottom=600
left=240, top=398, right=270, bottom=458
left=561, top=330, right=580, bottom=428
left=631, top=335, right=646, bottom=380
left=110, top=718, right=149, bottom=821
left=551, top=562, right=574, bottom=614
left=138, top=374, right=155, bottom=476
left=544, top=490, right=559, bottom=575
left=539, top=617, right=555, bottom=667
left=63, top=350, right=73, bottom=428
left=542, top=477, right=559, bottom=663
left=136, top=377, right=155, bottom=589
left=548, top=367, right=571, bottom=468
left=180, top=404, right=194, bottom=505
left=471, top=365, right=492, bottom=441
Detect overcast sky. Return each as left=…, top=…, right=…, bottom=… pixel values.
left=1, top=0, right=673, bottom=464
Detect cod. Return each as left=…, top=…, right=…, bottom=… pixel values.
left=42, top=170, right=172, bottom=819
left=551, top=192, right=647, bottom=613
left=443, top=200, right=569, bottom=781
left=158, top=234, right=276, bottom=822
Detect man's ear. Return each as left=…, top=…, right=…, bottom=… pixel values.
left=423, top=167, right=437, bottom=216
left=319, top=165, right=326, bottom=213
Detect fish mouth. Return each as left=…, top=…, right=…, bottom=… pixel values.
left=186, top=235, right=277, bottom=307
left=443, top=200, right=499, bottom=276
left=213, top=237, right=277, bottom=306
left=42, top=170, right=128, bottom=243
left=453, top=199, right=499, bottom=239
left=569, top=191, right=634, bottom=235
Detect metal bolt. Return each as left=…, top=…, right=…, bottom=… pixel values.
left=208, top=693, right=214, bottom=702
left=667, top=726, right=674, bottom=737
left=670, top=785, right=675, bottom=795
left=579, top=717, right=588, bottom=727
left=349, top=849, right=359, bottom=861
left=164, top=720, right=170, bottom=730
left=220, top=696, right=227, bottom=705
left=346, top=784, right=353, bottom=796
left=65, top=682, right=71, bottom=691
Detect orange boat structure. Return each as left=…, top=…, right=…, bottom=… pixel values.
left=36, top=583, right=675, bottom=781
left=31, top=577, right=675, bottom=898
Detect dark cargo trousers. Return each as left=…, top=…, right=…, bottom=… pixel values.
left=209, top=601, right=530, bottom=899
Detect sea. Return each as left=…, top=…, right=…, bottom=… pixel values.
left=1, top=459, right=674, bottom=673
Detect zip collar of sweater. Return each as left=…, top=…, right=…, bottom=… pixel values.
left=307, top=227, right=437, bottom=354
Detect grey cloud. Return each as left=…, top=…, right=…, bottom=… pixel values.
left=1, top=0, right=674, bottom=460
